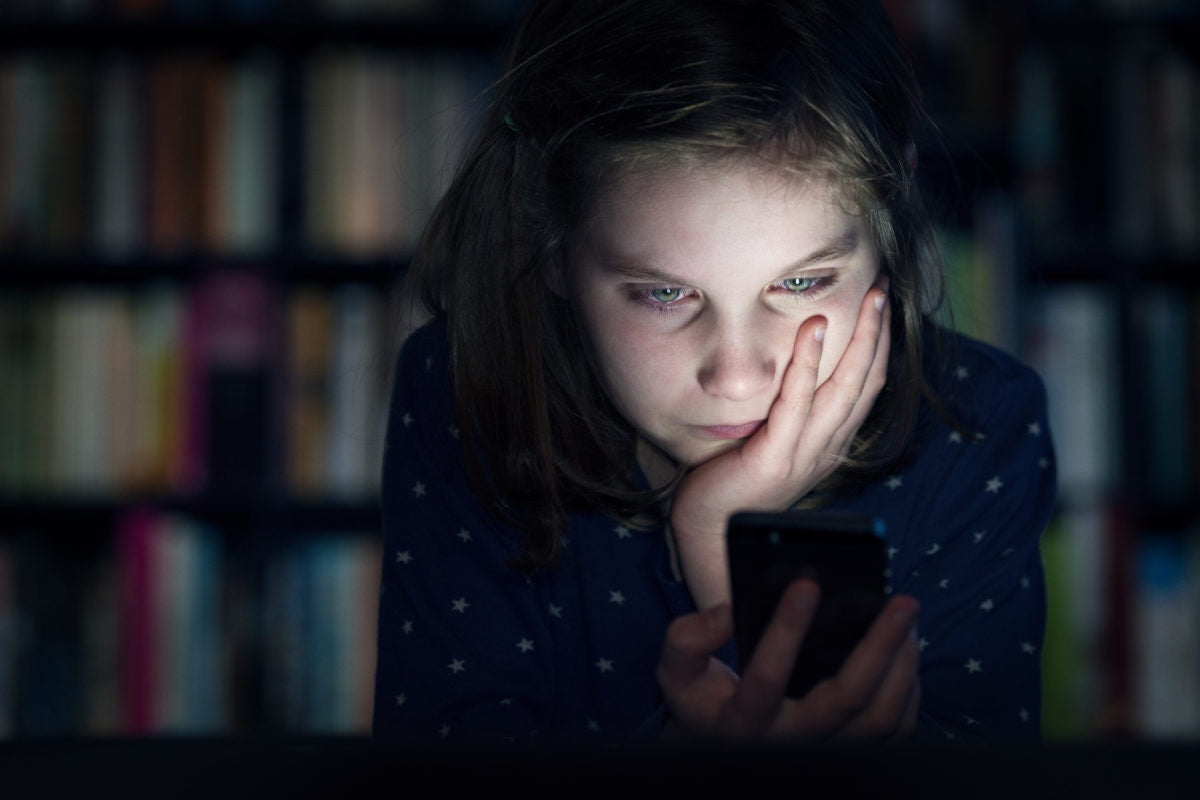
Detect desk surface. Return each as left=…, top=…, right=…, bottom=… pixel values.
left=2, top=737, right=1198, bottom=798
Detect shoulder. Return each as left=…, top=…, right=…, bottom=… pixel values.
left=924, top=328, right=1048, bottom=436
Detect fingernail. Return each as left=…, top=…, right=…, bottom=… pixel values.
left=875, top=293, right=885, bottom=312
left=814, top=326, right=826, bottom=343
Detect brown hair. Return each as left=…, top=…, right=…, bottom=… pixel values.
left=406, top=0, right=949, bottom=570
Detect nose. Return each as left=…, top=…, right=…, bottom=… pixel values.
left=696, top=319, right=778, bottom=402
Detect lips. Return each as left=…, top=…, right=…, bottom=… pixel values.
left=696, top=420, right=765, bottom=440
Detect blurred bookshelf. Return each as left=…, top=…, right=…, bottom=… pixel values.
left=895, top=0, right=1200, bottom=741
left=2, top=0, right=1200, bottom=742
left=0, top=0, right=518, bottom=736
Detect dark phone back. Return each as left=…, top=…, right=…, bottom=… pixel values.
left=727, top=511, right=887, bottom=698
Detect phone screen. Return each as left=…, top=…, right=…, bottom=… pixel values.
left=727, top=510, right=887, bottom=698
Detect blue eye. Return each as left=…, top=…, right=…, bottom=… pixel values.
left=781, top=277, right=819, bottom=293
left=649, top=287, right=685, bottom=303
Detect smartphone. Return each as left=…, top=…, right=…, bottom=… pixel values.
left=727, top=510, right=887, bottom=698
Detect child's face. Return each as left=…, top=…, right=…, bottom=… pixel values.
left=565, top=161, right=883, bottom=471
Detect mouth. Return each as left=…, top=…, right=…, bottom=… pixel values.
left=695, top=420, right=765, bottom=440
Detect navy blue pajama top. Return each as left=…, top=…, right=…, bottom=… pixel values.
left=372, top=319, right=1056, bottom=743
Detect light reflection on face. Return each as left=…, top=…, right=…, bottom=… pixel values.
left=565, top=162, right=881, bottom=473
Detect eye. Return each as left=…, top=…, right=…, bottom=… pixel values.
left=649, top=287, right=685, bottom=303
left=780, top=276, right=819, bottom=293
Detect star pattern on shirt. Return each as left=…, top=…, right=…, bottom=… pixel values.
left=375, top=325, right=1057, bottom=743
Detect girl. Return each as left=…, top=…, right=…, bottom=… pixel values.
left=373, top=0, right=1056, bottom=744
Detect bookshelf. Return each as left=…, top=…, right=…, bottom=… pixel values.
left=903, top=0, right=1200, bottom=740
left=0, top=2, right=517, bottom=736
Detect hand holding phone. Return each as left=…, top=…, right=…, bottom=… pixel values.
left=727, top=510, right=887, bottom=698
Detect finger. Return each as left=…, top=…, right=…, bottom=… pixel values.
left=829, top=294, right=891, bottom=450
left=657, top=603, right=735, bottom=692
left=757, top=315, right=826, bottom=451
left=725, top=579, right=820, bottom=734
left=809, top=281, right=888, bottom=434
left=799, top=594, right=919, bottom=733
left=833, top=617, right=921, bottom=742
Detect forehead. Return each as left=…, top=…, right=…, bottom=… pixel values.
left=580, top=160, right=861, bottom=253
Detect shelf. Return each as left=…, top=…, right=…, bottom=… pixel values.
left=0, top=494, right=382, bottom=533
left=0, top=251, right=408, bottom=286
left=0, top=16, right=515, bottom=54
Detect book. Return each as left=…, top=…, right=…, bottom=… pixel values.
left=1132, top=533, right=1200, bottom=738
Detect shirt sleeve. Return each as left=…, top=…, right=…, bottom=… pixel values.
left=372, top=323, right=556, bottom=744
left=892, top=343, right=1056, bottom=741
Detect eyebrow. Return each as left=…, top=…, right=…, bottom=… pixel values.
left=603, top=228, right=861, bottom=283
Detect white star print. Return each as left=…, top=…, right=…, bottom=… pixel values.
left=448, top=425, right=460, bottom=439
left=614, top=525, right=632, bottom=539
left=396, top=693, right=406, bottom=706
left=1039, top=457, right=1050, bottom=470
left=887, top=546, right=898, bottom=560
left=412, top=481, right=427, bottom=497
left=964, top=715, right=980, bottom=726
left=965, top=658, right=983, bottom=674
left=588, top=719, right=601, bottom=732
left=402, top=412, right=414, bottom=427
left=548, top=603, right=563, bottom=618
left=517, top=638, right=534, bottom=653
left=925, top=543, right=941, bottom=556
left=425, top=356, right=434, bottom=371
left=1027, top=422, right=1041, bottom=436
left=401, top=620, right=413, bottom=635
left=1021, top=641, right=1036, bottom=655
left=500, top=698, right=513, bottom=706
left=1020, top=708, right=1030, bottom=723
left=972, top=530, right=986, bottom=543
left=885, top=475, right=903, bottom=490
left=956, top=366, right=969, bottom=380
left=1020, top=575, right=1031, bottom=590
left=980, top=599, right=994, bottom=612
left=457, top=528, right=472, bottom=542
left=595, top=658, right=614, bottom=673
left=948, top=430, right=963, bottom=444
left=439, top=724, right=450, bottom=738
left=448, top=658, right=466, bottom=674
left=918, top=637, right=929, bottom=651
left=451, top=597, right=470, bottom=613
left=985, top=476, right=1003, bottom=493
left=938, top=578, right=949, bottom=589
left=609, top=590, right=626, bottom=605
left=396, top=550, right=412, bottom=565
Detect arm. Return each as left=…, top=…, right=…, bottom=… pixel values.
left=899, top=350, right=1056, bottom=740
left=372, top=325, right=552, bottom=743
